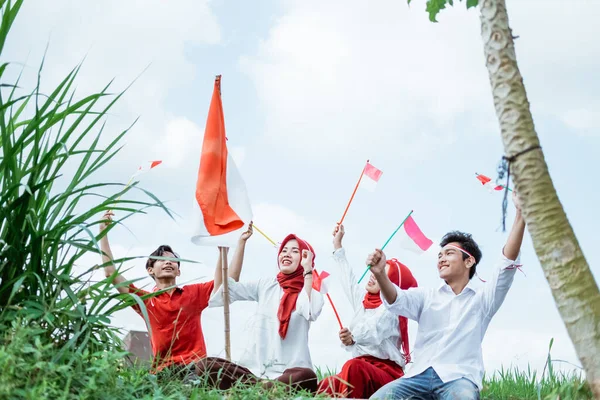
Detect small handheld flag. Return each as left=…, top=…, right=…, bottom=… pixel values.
left=312, top=270, right=330, bottom=293
left=357, top=210, right=431, bottom=284
left=339, top=160, right=383, bottom=225
left=132, top=160, right=162, bottom=178
left=115, top=160, right=163, bottom=203
left=358, top=162, right=383, bottom=192
left=312, top=269, right=343, bottom=329
left=397, top=215, right=433, bottom=254
left=475, top=172, right=510, bottom=192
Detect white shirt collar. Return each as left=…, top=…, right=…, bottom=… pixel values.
left=438, top=279, right=478, bottom=295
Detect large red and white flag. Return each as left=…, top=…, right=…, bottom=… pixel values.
left=358, top=162, right=383, bottom=192
left=397, top=215, right=433, bottom=254
left=191, top=76, right=252, bottom=247
left=476, top=173, right=503, bottom=192
left=132, top=160, right=162, bottom=178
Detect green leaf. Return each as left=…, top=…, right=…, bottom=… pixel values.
left=423, top=0, right=478, bottom=22
left=426, top=0, right=448, bottom=22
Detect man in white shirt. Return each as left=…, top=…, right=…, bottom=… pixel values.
left=369, top=193, right=526, bottom=399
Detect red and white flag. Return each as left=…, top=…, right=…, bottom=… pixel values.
left=358, top=162, right=383, bottom=192
left=476, top=173, right=503, bottom=192
left=132, top=160, right=162, bottom=178
left=191, top=76, right=252, bottom=247
left=312, top=270, right=330, bottom=294
left=397, top=215, right=433, bottom=254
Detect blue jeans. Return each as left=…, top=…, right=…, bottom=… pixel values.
left=370, top=367, right=479, bottom=400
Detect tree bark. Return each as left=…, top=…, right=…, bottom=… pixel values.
left=479, top=0, right=600, bottom=395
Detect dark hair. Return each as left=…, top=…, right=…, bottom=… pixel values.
left=440, top=231, right=482, bottom=280
left=146, top=245, right=180, bottom=271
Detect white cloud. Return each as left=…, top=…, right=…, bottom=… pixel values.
left=240, top=0, right=600, bottom=162
left=560, top=108, right=600, bottom=133
left=159, top=117, right=203, bottom=169
left=5, top=0, right=222, bottom=166
left=240, top=0, right=491, bottom=160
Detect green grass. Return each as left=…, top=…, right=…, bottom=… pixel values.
left=0, top=323, right=591, bottom=400
left=0, top=322, right=321, bottom=400
left=482, top=366, right=591, bottom=399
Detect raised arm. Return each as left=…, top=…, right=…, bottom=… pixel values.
left=212, top=247, right=228, bottom=295
left=229, top=222, right=253, bottom=282
left=99, top=211, right=128, bottom=294
left=212, top=223, right=253, bottom=294
left=369, top=249, right=397, bottom=304
left=481, top=192, right=527, bottom=318
left=370, top=249, right=425, bottom=320
left=301, top=249, right=315, bottom=299
left=332, top=224, right=363, bottom=310
left=503, top=192, right=526, bottom=260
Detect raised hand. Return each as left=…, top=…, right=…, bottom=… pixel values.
left=366, top=248, right=387, bottom=276
left=240, top=221, right=254, bottom=242
left=99, top=211, right=114, bottom=233
left=512, top=191, right=522, bottom=213
left=333, top=224, right=345, bottom=250
left=301, top=249, right=314, bottom=273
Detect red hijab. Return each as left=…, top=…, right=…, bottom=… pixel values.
left=276, top=234, right=316, bottom=339
left=362, top=258, right=418, bottom=363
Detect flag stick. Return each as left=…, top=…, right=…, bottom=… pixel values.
left=220, top=246, right=232, bottom=361
left=357, top=210, right=414, bottom=284
left=338, top=160, right=368, bottom=225
left=252, top=224, right=278, bottom=247
left=115, top=175, right=135, bottom=203
left=314, top=269, right=343, bottom=329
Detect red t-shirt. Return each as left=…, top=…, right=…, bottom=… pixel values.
left=128, top=281, right=214, bottom=371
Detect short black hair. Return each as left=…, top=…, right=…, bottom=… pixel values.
left=146, top=245, right=180, bottom=271
left=440, top=231, right=482, bottom=280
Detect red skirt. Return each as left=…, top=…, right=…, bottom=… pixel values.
left=317, top=355, right=404, bottom=398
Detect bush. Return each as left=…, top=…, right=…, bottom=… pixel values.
left=0, top=0, right=167, bottom=359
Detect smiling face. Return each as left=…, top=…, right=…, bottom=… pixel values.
left=437, top=242, right=473, bottom=282
left=278, top=239, right=302, bottom=274
left=147, top=250, right=181, bottom=280
left=366, top=264, right=391, bottom=294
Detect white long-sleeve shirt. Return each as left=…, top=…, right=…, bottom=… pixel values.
left=333, top=248, right=405, bottom=368
left=383, top=253, right=521, bottom=389
left=209, top=277, right=324, bottom=379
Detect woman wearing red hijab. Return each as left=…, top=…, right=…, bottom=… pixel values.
left=317, top=224, right=418, bottom=398
left=200, top=224, right=324, bottom=393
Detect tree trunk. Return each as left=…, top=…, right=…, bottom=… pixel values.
left=479, top=0, right=600, bottom=395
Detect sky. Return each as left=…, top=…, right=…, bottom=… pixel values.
left=5, top=0, right=600, bottom=378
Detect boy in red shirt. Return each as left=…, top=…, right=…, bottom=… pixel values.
left=99, top=211, right=240, bottom=376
